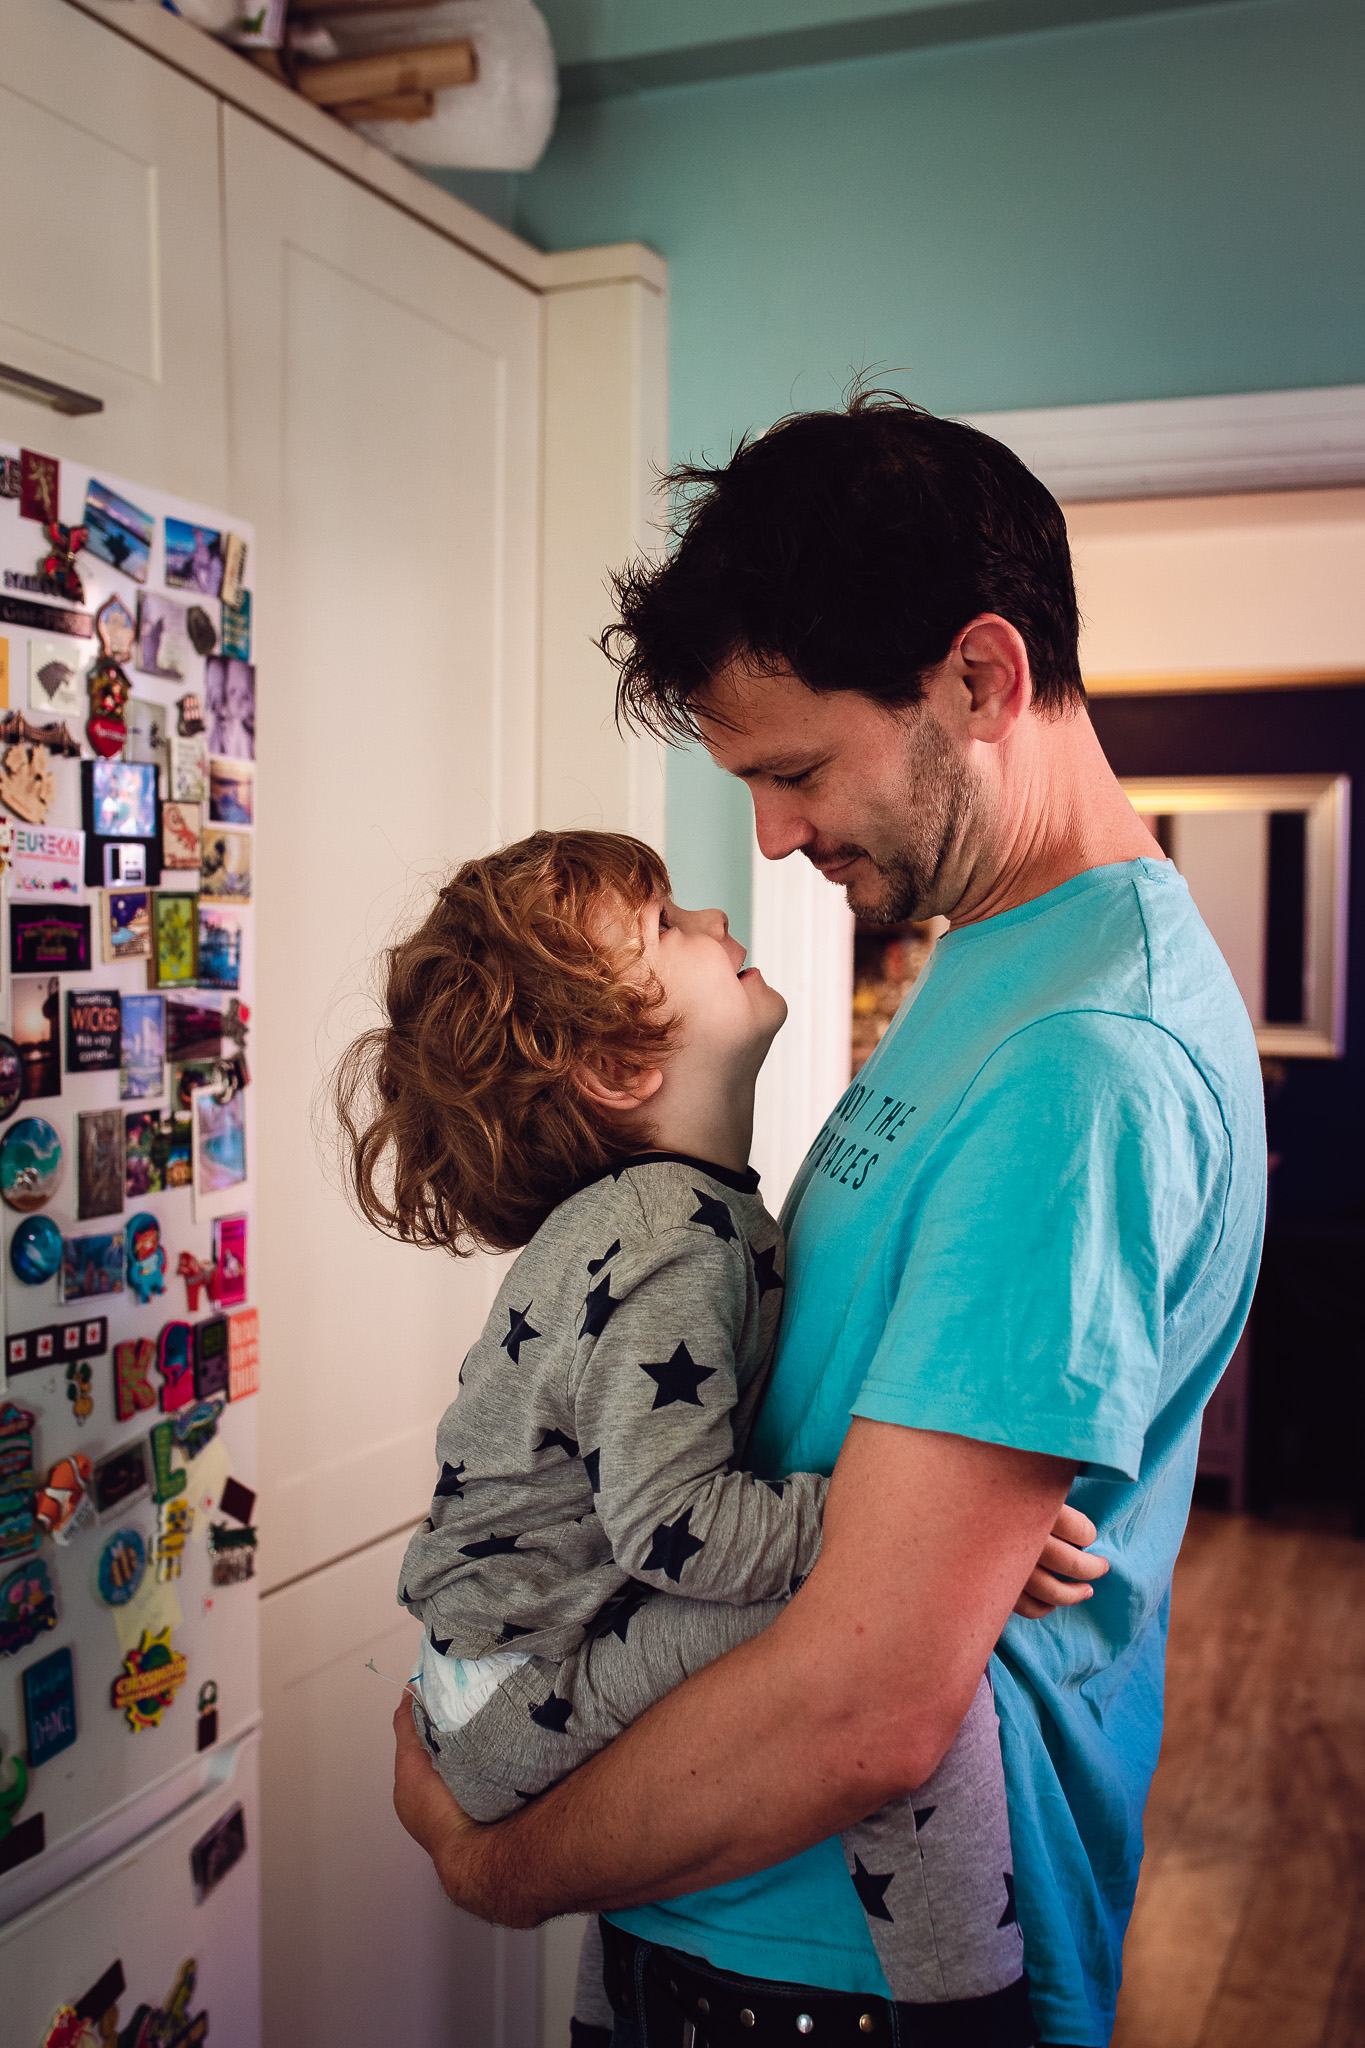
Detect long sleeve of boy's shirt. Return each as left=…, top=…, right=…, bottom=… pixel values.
left=399, top=1155, right=827, bottom=1662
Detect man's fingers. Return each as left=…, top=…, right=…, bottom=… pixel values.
left=1034, top=1534, right=1109, bottom=1583
left=1013, top=1590, right=1055, bottom=1619
left=1049, top=1503, right=1098, bottom=1547
left=1023, top=1565, right=1097, bottom=1607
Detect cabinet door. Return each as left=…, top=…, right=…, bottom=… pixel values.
left=0, top=0, right=228, bottom=501
left=222, top=106, right=541, bottom=1589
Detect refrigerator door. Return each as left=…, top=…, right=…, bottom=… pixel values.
left=0, top=1726, right=260, bottom=2047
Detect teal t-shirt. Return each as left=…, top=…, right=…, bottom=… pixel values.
left=613, top=859, right=1266, bottom=2044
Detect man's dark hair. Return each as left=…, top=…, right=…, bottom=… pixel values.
left=606, top=391, right=1084, bottom=740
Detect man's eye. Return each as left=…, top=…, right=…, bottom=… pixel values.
left=771, top=773, right=806, bottom=791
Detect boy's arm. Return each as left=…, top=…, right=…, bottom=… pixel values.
left=573, top=1227, right=827, bottom=1604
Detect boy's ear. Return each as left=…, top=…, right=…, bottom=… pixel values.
left=575, top=1058, right=664, bottom=1114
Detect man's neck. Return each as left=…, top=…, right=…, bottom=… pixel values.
left=948, top=708, right=1163, bottom=929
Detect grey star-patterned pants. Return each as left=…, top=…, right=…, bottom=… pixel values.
left=414, top=1588, right=1025, bottom=2005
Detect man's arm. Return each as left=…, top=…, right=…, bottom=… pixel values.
left=394, top=1417, right=1075, bottom=1927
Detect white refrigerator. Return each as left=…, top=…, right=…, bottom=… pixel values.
left=0, top=444, right=260, bottom=2046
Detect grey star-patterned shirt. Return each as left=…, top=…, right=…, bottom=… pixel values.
left=398, top=1153, right=827, bottom=1662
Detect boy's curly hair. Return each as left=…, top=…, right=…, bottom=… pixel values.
left=333, top=830, right=675, bottom=1256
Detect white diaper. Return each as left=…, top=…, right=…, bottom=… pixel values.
left=411, top=1636, right=531, bottom=1733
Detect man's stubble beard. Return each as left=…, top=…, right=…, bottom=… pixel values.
left=814, top=712, right=978, bottom=927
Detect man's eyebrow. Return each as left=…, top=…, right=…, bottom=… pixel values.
left=729, top=751, right=828, bottom=782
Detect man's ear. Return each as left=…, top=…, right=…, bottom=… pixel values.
left=952, top=615, right=1032, bottom=742
left=576, top=1059, right=665, bottom=1115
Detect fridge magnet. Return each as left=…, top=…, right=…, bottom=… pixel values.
left=194, top=905, right=242, bottom=991
left=86, top=597, right=137, bottom=757
left=192, top=1087, right=246, bottom=1220
left=11, top=1213, right=64, bottom=1284
left=0, top=595, right=92, bottom=641
left=67, top=990, right=122, bottom=1075
left=92, top=1443, right=150, bottom=1519
left=61, top=1232, right=125, bottom=1303
left=162, top=799, right=202, bottom=870
left=186, top=604, right=217, bottom=658
left=13, top=976, right=62, bottom=1100
left=78, top=1108, right=126, bottom=1217
left=170, top=729, right=208, bottom=804
left=165, top=518, right=224, bottom=595
left=119, top=995, right=165, bottom=1106
left=0, top=1033, right=21, bottom=1120
left=83, top=480, right=154, bottom=584
left=102, top=840, right=146, bottom=887
left=213, top=1214, right=247, bottom=1307
left=193, top=1316, right=230, bottom=1401
left=0, top=1402, right=40, bottom=1560
left=0, top=454, right=18, bottom=496
left=54, top=1960, right=128, bottom=2044
left=177, top=691, right=206, bottom=737
left=125, top=1112, right=169, bottom=1196
left=203, top=656, right=255, bottom=760
left=0, top=1736, right=45, bottom=1875
left=176, top=1251, right=217, bottom=1313
left=151, top=892, right=198, bottom=988
left=155, top=1319, right=194, bottom=1411
left=0, top=1113, right=64, bottom=1208
left=90, top=756, right=155, bottom=842
left=208, top=1520, right=256, bottom=1587
left=126, top=1212, right=167, bottom=1305
left=103, top=887, right=153, bottom=965
left=97, top=1528, right=146, bottom=1607
left=195, top=1680, right=219, bottom=1754
left=19, top=449, right=59, bottom=524
left=137, top=593, right=190, bottom=679
left=167, top=993, right=224, bottom=1065
left=200, top=827, right=251, bottom=902
left=175, top=1397, right=223, bottom=1461
left=12, top=822, right=84, bottom=896
left=148, top=1420, right=186, bottom=1505
left=11, top=903, right=92, bottom=975
left=26, top=636, right=85, bottom=718
left=0, top=633, right=6, bottom=705
left=227, top=1307, right=259, bottom=1401
left=0, top=813, right=9, bottom=872
left=221, top=531, right=248, bottom=607
left=0, top=706, right=83, bottom=754
left=65, top=1357, right=93, bottom=1424
left=0, top=1556, right=58, bottom=1656
left=6, top=1317, right=108, bottom=1377
left=171, top=1056, right=245, bottom=1113
left=0, top=738, right=57, bottom=823
left=31, top=517, right=89, bottom=605
left=152, top=1500, right=194, bottom=1583
left=220, top=588, right=250, bottom=662
left=220, top=1475, right=255, bottom=1525
left=113, top=1338, right=157, bottom=1422
left=127, top=697, right=172, bottom=790
left=35, top=1454, right=95, bottom=1545
left=111, top=1625, right=188, bottom=1728
left=25, top=1643, right=78, bottom=1763
left=208, top=755, right=253, bottom=826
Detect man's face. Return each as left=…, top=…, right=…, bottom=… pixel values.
left=696, top=661, right=978, bottom=925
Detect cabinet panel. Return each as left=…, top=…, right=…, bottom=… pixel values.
left=0, top=0, right=228, bottom=501
left=222, top=105, right=541, bottom=1588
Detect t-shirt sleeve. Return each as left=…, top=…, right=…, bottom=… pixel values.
left=572, top=1226, right=826, bottom=1601
left=851, top=1011, right=1231, bottom=1480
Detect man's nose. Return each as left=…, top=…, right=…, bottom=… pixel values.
left=751, top=793, right=816, bottom=863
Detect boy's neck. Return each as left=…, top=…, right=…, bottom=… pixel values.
left=638, top=1064, right=757, bottom=1176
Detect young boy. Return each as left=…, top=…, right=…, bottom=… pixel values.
left=336, top=829, right=1104, bottom=2046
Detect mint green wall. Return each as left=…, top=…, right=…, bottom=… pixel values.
left=514, top=0, right=1365, bottom=937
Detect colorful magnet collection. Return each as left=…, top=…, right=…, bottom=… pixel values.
left=0, top=443, right=258, bottom=1852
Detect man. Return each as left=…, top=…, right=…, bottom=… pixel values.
left=392, top=396, right=1265, bottom=2045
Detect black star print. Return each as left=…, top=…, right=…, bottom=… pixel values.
left=429, top=1632, right=453, bottom=1655
left=502, top=1304, right=541, bottom=1365
left=434, top=1460, right=466, bottom=1498
left=529, top=1691, right=573, bottom=1733
left=851, top=1855, right=895, bottom=1922
left=762, top=1478, right=786, bottom=1499
left=536, top=1428, right=579, bottom=1459
left=598, top=1583, right=648, bottom=1644
left=640, top=1342, right=715, bottom=1410
left=690, top=1189, right=736, bottom=1241
left=583, top=1447, right=602, bottom=1493
left=580, top=1276, right=619, bottom=1339
left=458, top=1531, right=521, bottom=1559
left=913, top=1804, right=936, bottom=1832
left=998, top=1872, right=1018, bottom=1929
left=752, top=1243, right=784, bottom=1296
left=587, top=1239, right=621, bottom=1276
left=643, top=1506, right=706, bottom=1581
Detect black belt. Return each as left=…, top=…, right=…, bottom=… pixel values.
left=599, top=1918, right=1039, bottom=2047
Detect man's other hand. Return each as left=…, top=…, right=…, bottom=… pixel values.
left=1014, top=1502, right=1109, bottom=1618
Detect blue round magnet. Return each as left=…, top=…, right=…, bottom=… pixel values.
left=97, top=1528, right=146, bottom=1607
left=10, top=1212, right=63, bottom=1285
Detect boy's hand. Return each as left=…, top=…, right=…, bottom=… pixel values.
left=1013, top=1503, right=1109, bottom=1619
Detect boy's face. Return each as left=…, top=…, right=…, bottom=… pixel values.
left=632, top=894, right=787, bottom=1066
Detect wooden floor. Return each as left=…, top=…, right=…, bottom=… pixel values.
left=1111, top=1509, right=1365, bottom=2048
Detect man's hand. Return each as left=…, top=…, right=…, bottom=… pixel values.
left=392, top=1698, right=481, bottom=1883
left=1014, top=1502, right=1109, bottom=1618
